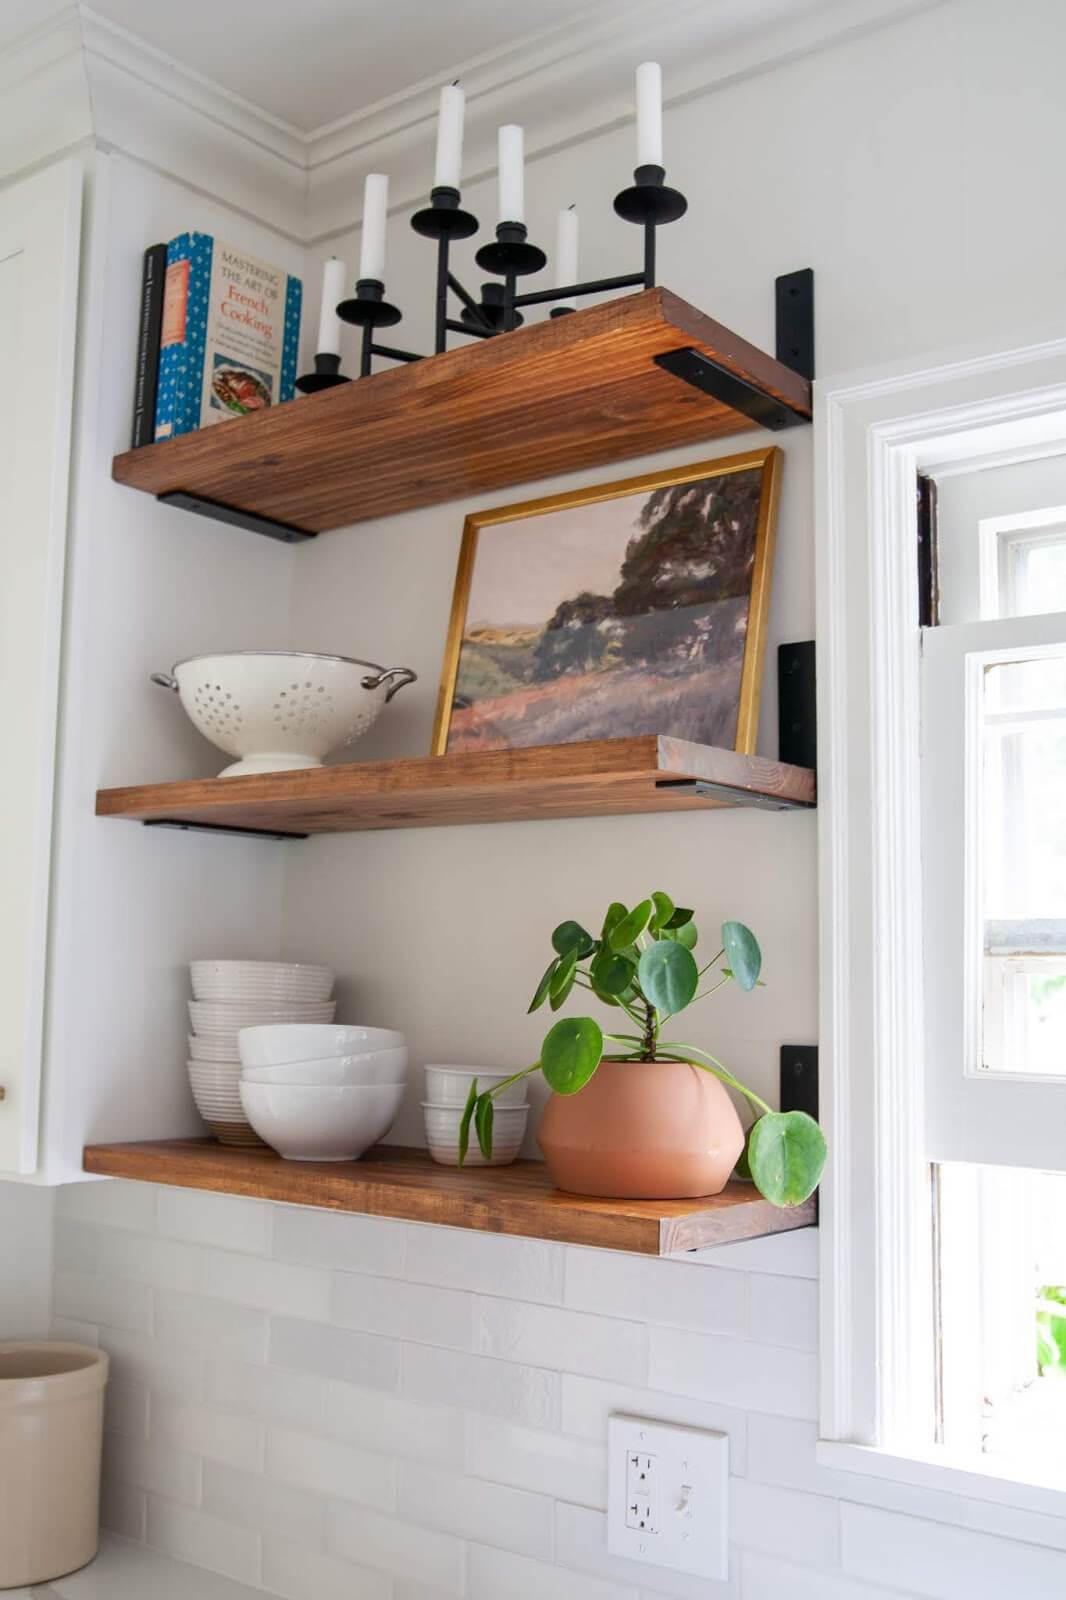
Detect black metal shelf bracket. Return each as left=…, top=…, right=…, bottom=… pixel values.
left=143, top=819, right=309, bottom=842
left=157, top=491, right=316, bottom=545
left=655, top=268, right=813, bottom=430
left=778, top=641, right=817, bottom=772
left=780, top=1044, right=818, bottom=1120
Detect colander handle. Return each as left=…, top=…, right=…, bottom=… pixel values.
left=361, top=665, right=418, bottom=703
left=150, top=671, right=179, bottom=692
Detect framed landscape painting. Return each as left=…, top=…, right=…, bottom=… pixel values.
left=431, top=446, right=781, bottom=757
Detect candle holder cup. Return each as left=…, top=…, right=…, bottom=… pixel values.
left=295, top=352, right=351, bottom=394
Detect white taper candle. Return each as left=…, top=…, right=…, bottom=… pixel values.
left=358, top=173, right=389, bottom=281
left=434, top=82, right=465, bottom=190
left=636, top=61, right=663, bottom=168
left=316, top=256, right=346, bottom=357
left=497, top=125, right=525, bottom=225
left=555, top=205, right=578, bottom=310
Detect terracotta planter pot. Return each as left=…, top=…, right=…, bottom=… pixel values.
left=537, top=1057, right=745, bottom=1199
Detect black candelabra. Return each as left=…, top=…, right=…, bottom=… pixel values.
left=297, top=162, right=688, bottom=387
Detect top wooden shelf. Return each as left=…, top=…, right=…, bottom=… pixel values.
left=111, top=288, right=812, bottom=536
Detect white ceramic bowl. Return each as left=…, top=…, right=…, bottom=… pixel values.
left=238, top=1024, right=404, bottom=1069
left=189, top=999, right=336, bottom=1037
left=190, top=960, right=334, bottom=1004
left=240, top=1049, right=408, bottom=1087
left=151, top=651, right=418, bottom=778
left=424, top=1065, right=528, bottom=1108
left=423, top=1101, right=529, bottom=1167
left=239, top=1080, right=404, bottom=1161
left=188, top=1034, right=242, bottom=1064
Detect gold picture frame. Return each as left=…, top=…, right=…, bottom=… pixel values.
left=431, top=445, right=782, bottom=758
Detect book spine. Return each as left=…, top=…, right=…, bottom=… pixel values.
left=154, top=233, right=214, bottom=440
left=280, top=274, right=303, bottom=403
left=130, top=244, right=167, bottom=449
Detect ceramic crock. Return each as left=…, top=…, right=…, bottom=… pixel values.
left=537, top=1057, right=745, bottom=1199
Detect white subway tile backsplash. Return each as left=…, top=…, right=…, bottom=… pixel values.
left=403, top=1223, right=564, bottom=1302
left=50, top=1315, right=100, bottom=1345
left=325, top=1379, right=465, bottom=1465
left=265, top=1425, right=396, bottom=1510
left=741, top=1553, right=911, bottom=1599
left=554, top=1502, right=738, bottom=1600
left=53, top=1270, right=153, bottom=1334
left=155, top=1290, right=269, bottom=1363
left=465, top=1414, right=607, bottom=1507
left=205, top=1250, right=332, bottom=1321
left=204, top=1356, right=330, bottom=1432
left=261, top=1533, right=391, bottom=1600
left=475, top=1298, right=646, bottom=1385
left=333, top=1270, right=473, bottom=1349
left=145, top=1496, right=261, bottom=1585
left=104, top=1430, right=201, bottom=1505
left=151, top=1396, right=263, bottom=1470
left=105, top=1378, right=148, bottom=1439
left=158, top=1189, right=272, bottom=1255
left=747, top=1273, right=818, bottom=1351
left=402, top=1345, right=560, bottom=1429
left=560, top=1374, right=749, bottom=1474
left=731, top=1479, right=839, bottom=1568
left=274, top=1206, right=404, bottom=1277
left=56, top=1180, right=157, bottom=1232
left=328, top=1503, right=466, bottom=1593
left=397, top=1461, right=553, bottom=1558
left=203, top=1460, right=327, bottom=1546
left=467, top=1542, right=640, bottom=1600
left=99, top=1478, right=147, bottom=1542
left=563, top=1247, right=747, bottom=1335
left=99, top=1326, right=204, bottom=1399
left=270, top=1316, right=400, bottom=1391
left=648, top=1327, right=818, bottom=1419
left=842, top=1503, right=1066, bottom=1599
left=56, top=1222, right=204, bottom=1292
left=686, top=1229, right=819, bottom=1278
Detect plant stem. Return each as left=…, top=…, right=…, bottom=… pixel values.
left=640, top=999, right=658, bottom=1061
left=482, top=1063, right=541, bottom=1100
left=658, top=1040, right=772, bottom=1115
left=697, top=948, right=726, bottom=978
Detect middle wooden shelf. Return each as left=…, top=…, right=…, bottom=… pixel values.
left=95, top=735, right=815, bottom=837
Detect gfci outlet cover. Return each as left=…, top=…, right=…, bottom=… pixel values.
left=607, top=1413, right=729, bottom=1580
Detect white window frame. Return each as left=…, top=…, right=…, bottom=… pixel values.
left=815, top=328, right=1066, bottom=1513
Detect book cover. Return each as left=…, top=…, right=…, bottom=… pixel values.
left=154, top=234, right=302, bottom=441
left=130, top=242, right=167, bottom=449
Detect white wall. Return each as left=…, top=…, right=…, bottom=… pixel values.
left=937, top=454, right=1066, bottom=623
left=0, top=1179, right=53, bottom=1338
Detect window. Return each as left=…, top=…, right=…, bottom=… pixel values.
left=817, top=340, right=1066, bottom=1507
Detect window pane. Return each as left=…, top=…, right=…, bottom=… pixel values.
left=1007, top=532, right=1066, bottom=618
left=980, top=651, right=1066, bottom=1076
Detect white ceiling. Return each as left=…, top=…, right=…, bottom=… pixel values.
left=10, top=0, right=632, bottom=133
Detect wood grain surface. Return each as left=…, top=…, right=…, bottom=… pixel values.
left=95, top=737, right=816, bottom=834
left=111, top=289, right=812, bottom=533
left=83, top=1139, right=816, bottom=1255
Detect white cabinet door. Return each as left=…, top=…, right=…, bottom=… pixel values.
left=0, top=160, right=81, bottom=1173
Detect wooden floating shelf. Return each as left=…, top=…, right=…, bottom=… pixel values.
left=95, top=736, right=815, bottom=836
left=82, top=1140, right=816, bottom=1256
left=111, top=288, right=812, bottom=536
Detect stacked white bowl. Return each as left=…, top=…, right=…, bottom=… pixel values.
left=237, top=1024, right=407, bottom=1161
left=423, top=1064, right=530, bottom=1166
left=187, top=961, right=336, bottom=1146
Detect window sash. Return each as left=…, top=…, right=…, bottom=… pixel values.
left=922, top=611, right=1066, bottom=1167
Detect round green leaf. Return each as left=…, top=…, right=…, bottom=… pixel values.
left=650, top=891, right=675, bottom=931
left=601, top=902, right=628, bottom=940
left=609, top=898, right=653, bottom=952
left=474, top=1093, right=495, bottom=1160
left=528, top=958, right=559, bottom=1014
left=665, top=906, right=694, bottom=929
left=661, top=918, right=697, bottom=950
left=637, top=941, right=699, bottom=1013
left=590, top=949, right=635, bottom=997
left=747, top=1111, right=826, bottom=1206
left=457, top=1077, right=479, bottom=1166
left=552, top=920, right=596, bottom=959
left=540, top=1016, right=603, bottom=1095
left=721, top=921, right=761, bottom=991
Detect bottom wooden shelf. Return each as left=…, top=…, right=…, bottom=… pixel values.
left=82, top=1140, right=815, bottom=1256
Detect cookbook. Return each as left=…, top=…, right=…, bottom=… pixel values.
left=154, top=233, right=302, bottom=441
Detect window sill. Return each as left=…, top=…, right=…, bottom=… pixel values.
left=817, top=1438, right=1066, bottom=1522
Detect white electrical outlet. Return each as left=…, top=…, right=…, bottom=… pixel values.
left=607, top=1414, right=729, bottom=1580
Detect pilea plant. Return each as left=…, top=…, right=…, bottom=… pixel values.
left=458, top=892, right=827, bottom=1207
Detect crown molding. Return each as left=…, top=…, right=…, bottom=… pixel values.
left=0, top=0, right=941, bottom=242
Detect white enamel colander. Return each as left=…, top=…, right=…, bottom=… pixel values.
left=151, top=650, right=417, bottom=777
